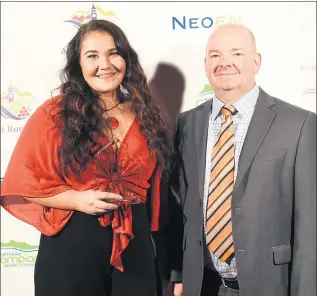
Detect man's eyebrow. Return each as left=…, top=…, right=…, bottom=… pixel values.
left=231, top=48, right=244, bottom=52
left=207, top=49, right=220, bottom=55
left=207, top=48, right=244, bottom=55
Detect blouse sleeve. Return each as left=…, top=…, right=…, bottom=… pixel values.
left=0, top=99, right=73, bottom=235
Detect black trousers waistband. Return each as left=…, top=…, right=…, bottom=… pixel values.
left=202, top=268, right=239, bottom=296
left=221, top=277, right=239, bottom=290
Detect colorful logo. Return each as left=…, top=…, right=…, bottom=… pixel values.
left=197, top=84, right=214, bottom=106
left=1, top=86, right=36, bottom=120
left=65, top=4, right=118, bottom=29
left=1, top=240, right=38, bottom=268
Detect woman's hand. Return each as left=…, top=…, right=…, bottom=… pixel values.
left=74, top=190, right=123, bottom=215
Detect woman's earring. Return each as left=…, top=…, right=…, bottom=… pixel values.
left=120, top=84, right=129, bottom=96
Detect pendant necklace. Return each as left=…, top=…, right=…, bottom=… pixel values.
left=104, top=101, right=121, bottom=129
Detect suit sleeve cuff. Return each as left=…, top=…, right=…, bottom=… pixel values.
left=170, top=270, right=182, bottom=282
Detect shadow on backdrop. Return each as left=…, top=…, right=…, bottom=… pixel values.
left=149, top=63, right=185, bottom=296
left=149, top=63, right=185, bottom=138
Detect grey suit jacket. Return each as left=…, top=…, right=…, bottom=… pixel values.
left=168, top=88, right=316, bottom=296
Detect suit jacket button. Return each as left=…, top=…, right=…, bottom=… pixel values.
left=197, top=240, right=202, bottom=246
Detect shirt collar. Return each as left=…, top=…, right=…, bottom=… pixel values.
left=211, top=84, right=259, bottom=121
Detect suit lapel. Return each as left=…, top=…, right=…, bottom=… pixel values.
left=194, top=100, right=213, bottom=200
left=233, top=89, right=277, bottom=202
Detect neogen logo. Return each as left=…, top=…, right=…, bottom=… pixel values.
left=1, top=240, right=39, bottom=268
left=172, top=15, right=241, bottom=30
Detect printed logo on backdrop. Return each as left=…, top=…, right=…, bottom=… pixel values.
left=197, top=84, right=214, bottom=106
left=300, top=63, right=316, bottom=112
left=1, top=86, right=37, bottom=133
left=65, top=3, right=118, bottom=29
left=301, top=63, right=316, bottom=95
left=303, top=88, right=317, bottom=95
left=1, top=240, right=38, bottom=268
left=61, top=4, right=119, bottom=55
left=172, top=15, right=241, bottom=30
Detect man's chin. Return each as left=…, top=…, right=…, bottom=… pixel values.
left=220, top=86, right=235, bottom=92
left=218, top=82, right=241, bottom=91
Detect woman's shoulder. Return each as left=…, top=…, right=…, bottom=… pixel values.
left=37, top=94, right=63, bottom=115
left=26, top=94, right=64, bottom=132
left=32, top=94, right=62, bottom=120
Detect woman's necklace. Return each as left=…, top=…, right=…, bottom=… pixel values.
left=104, top=101, right=121, bottom=112
left=104, top=101, right=121, bottom=129
left=106, top=116, right=120, bottom=129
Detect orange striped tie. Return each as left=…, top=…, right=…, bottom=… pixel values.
left=206, top=105, right=237, bottom=263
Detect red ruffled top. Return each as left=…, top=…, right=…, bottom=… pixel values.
left=1, top=97, right=167, bottom=272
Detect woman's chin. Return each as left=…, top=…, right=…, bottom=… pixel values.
left=93, top=86, right=119, bottom=95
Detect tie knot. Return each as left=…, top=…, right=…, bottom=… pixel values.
left=221, top=105, right=237, bottom=117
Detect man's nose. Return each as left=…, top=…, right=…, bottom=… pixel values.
left=219, top=55, right=233, bottom=68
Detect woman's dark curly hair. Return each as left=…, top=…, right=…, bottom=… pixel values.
left=51, top=20, right=172, bottom=178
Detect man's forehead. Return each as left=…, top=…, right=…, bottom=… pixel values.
left=210, top=24, right=254, bottom=37
left=206, top=26, right=256, bottom=51
left=207, top=37, right=248, bottom=50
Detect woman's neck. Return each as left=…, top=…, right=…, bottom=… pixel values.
left=99, top=92, right=120, bottom=110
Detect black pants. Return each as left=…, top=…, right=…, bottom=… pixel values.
left=34, top=204, right=159, bottom=296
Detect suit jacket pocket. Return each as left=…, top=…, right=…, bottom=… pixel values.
left=253, top=148, right=287, bottom=163
left=272, top=244, right=292, bottom=265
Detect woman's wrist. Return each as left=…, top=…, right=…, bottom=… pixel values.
left=68, top=190, right=81, bottom=211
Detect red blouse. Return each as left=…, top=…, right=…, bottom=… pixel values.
left=1, top=97, right=167, bottom=272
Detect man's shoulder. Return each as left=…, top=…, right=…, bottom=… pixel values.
left=178, top=99, right=212, bottom=121
left=263, top=89, right=315, bottom=122
left=274, top=97, right=312, bottom=116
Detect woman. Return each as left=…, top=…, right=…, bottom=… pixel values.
left=1, top=20, right=172, bottom=296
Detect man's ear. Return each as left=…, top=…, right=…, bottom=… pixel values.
left=254, top=52, right=262, bottom=74
left=204, top=57, right=208, bottom=77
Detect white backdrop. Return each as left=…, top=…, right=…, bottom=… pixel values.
left=1, top=2, right=316, bottom=296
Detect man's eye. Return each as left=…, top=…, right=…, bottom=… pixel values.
left=234, top=53, right=243, bottom=56
left=210, top=55, right=219, bottom=58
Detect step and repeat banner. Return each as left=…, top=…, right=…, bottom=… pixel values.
left=1, top=2, right=316, bottom=295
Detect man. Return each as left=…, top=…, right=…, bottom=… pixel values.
left=168, top=24, right=316, bottom=296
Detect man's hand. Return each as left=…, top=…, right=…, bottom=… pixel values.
left=174, top=282, right=183, bottom=296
